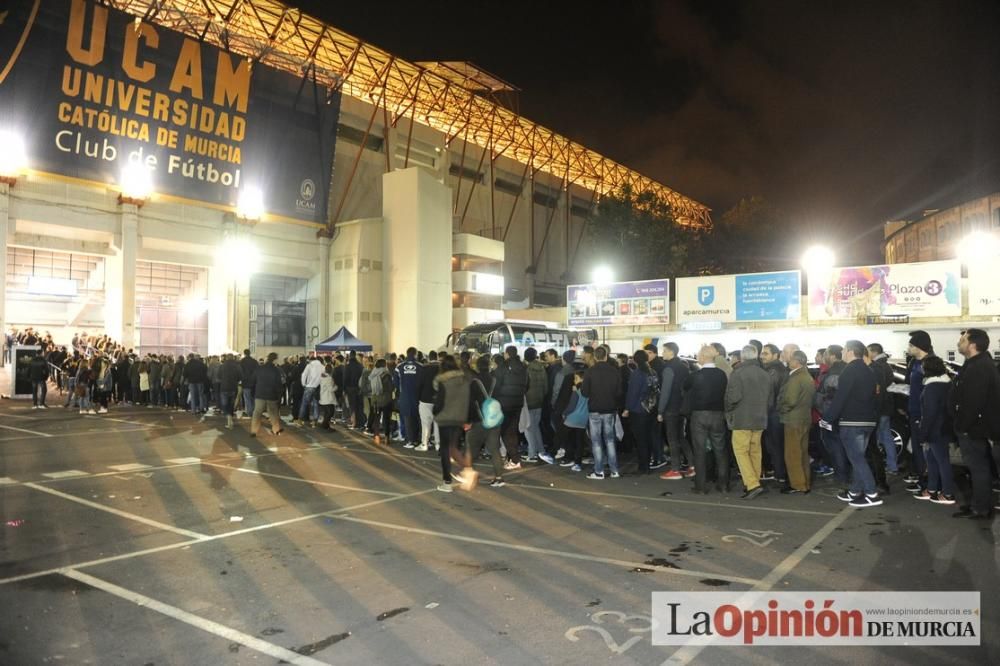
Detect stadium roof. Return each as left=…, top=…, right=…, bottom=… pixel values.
left=108, top=0, right=712, bottom=227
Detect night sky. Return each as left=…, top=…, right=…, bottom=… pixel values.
left=297, top=0, right=1000, bottom=265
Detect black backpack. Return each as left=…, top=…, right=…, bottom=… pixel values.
left=641, top=369, right=660, bottom=413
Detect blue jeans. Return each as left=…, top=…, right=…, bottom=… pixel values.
left=876, top=415, right=898, bottom=472
left=587, top=413, right=619, bottom=475
left=242, top=388, right=255, bottom=417
left=924, top=439, right=954, bottom=496
left=32, top=380, right=47, bottom=406
left=150, top=379, right=162, bottom=406
left=839, top=425, right=877, bottom=495
left=189, top=383, right=206, bottom=413
left=821, top=428, right=849, bottom=484
left=299, top=386, right=319, bottom=421
left=525, top=407, right=544, bottom=458
left=220, top=391, right=236, bottom=416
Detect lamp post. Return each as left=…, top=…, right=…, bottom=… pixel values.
left=591, top=265, right=614, bottom=344
left=800, top=245, right=835, bottom=326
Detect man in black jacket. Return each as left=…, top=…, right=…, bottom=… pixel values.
left=183, top=354, right=209, bottom=416
left=949, top=328, right=1000, bottom=519
left=28, top=351, right=49, bottom=408
left=823, top=340, right=881, bottom=508
left=219, top=353, right=243, bottom=429
left=657, top=342, right=692, bottom=478
left=761, top=343, right=789, bottom=483
left=867, top=343, right=899, bottom=475
left=494, top=346, right=528, bottom=469
left=239, top=349, right=259, bottom=418
left=581, top=346, right=622, bottom=479
left=251, top=353, right=285, bottom=436
left=344, top=351, right=365, bottom=430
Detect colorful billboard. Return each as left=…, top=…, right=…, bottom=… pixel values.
left=567, top=279, right=669, bottom=327
left=808, top=260, right=961, bottom=320
left=677, top=271, right=801, bottom=323
left=0, top=0, right=340, bottom=223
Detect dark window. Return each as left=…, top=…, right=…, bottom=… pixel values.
left=449, top=164, right=485, bottom=183
left=494, top=177, right=523, bottom=196
left=337, top=124, right=384, bottom=152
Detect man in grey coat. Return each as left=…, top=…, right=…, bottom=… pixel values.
left=725, top=345, right=773, bottom=500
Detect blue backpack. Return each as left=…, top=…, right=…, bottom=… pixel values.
left=564, top=393, right=590, bottom=429
left=476, top=378, right=504, bottom=429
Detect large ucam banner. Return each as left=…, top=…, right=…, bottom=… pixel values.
left=0, top=0, right=341, bottom=223
left=676, top=271, right=801, bottom=323
left=808, top=260, right=962, bottom=321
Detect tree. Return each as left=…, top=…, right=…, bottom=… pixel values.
left=580, top=185, right=695, bottom=282
left=692, top=196, right=785, bottom=275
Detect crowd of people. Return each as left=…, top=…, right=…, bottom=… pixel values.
left=10, top=326, right=1000, bottom=519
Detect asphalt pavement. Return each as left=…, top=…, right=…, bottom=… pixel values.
left=0, top=397, right=997, bottom=665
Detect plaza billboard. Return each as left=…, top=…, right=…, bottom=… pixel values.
left=567, top=279, right=669, bottom=327
left=0, top=0, right=341, bottom=223
left=808, top=260, right=962, bottom=321
left=677, top=270, right=801, bottom=323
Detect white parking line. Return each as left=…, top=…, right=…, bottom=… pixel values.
left=108, top=463, right=153, bottom=472
left=166, top=457, right=202, bottom=465
left=41, top=470, right=90, bottom=479
left=0, top=477, right=18, bottom=485
left=0, top=489, right=437, bottom=586
left=23, top=482, right=209, bottom=540
left=662, top=506, right=854, bottom=664
left=62, top=570, right=331, bottom=666
left=200, top=463, right=404, bottom=497
left=326, top=514, right=760, bottom=586
left=0, top=423, right=54, bottom=437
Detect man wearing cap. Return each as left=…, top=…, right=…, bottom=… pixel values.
left=948, top=328, right=1000, bottom=520
left=905, top=330, right=933, bottom=492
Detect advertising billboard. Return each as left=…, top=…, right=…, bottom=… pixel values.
left=807, top=260, right=962, bottom=321
left=0, top=0, right=341, bottom=223
left=567, top=279, right=669, bottom=327
left=968, top=262, right=1000, bottom=316
left=677, top=271, right=801, bottom=323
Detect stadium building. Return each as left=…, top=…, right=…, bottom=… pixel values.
left=0, top=0, right=709, bottom=356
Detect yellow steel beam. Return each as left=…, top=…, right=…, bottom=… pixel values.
left=106, top=0, right=711, bottom=227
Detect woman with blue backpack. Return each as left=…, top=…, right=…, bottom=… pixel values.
left=466, top=354, right=507, bottom=487
left=623, top=349, right=660, bottom=474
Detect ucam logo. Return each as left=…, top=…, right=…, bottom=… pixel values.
left=698, top=286, right=715, bottom=306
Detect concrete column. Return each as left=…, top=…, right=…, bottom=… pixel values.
left=235, top=274, right=251, bottom=353
left=383, top=167, right=453, bottom=352
left=0, top=183, right=8, bottom=366
left=107, top=203, right=138, bottom=349
left=318, top=234, right=331, bottom=338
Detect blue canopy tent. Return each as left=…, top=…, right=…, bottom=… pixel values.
left=314, top=326, right=373, bottom=353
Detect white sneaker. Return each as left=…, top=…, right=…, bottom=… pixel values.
left=87, top=409, right=97, bottom=415
left=39, top=405, right=48, bottom=410
left=414, top=444, right=429, bottom=452
left=436, top=483, right=453, bottom=493
left=555, top=448, right=566, bottom=459
left=539, top=453, right=555, bottom=465
left=587, top=472, right=605, bottom=480
left=98, top=408, right=108, bottom=414
left=610, top=472, right=621, bottom=478
left=79, top=409, right=85, bottom=414
left=504, top=461, right=521, bottom=471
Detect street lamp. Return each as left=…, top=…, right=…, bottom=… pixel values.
left=0, top=130, right=28, bottom=185
left=591, top=265, right=614, bottom=286
left=957, top=231, right=1000, bottom=265
left=236, top=185, right=265, bottom=221
left=118, top=163, right=153, bottom=205
left=800, top=245, right=835, bottom=273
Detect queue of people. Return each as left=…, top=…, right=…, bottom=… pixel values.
left=12, top=326, right=999, bottom=519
